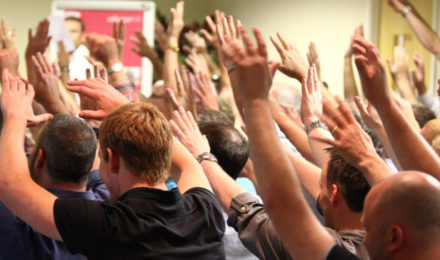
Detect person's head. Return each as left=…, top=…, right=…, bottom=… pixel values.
left=412, top=104, right=436, bottom=128
left=420, top=118, right=440, bottom=155
left=99, top=103, right=173, bottom=196
left=65, top=16, right=85, bottom=49
left=362, top=171, right=440, bottom=260
left=199, top=123, right=249, bottom=180
left=30, top=114, right=97, bottom=187
left=197, top=109, right=233, bottom=129
left=318, top=148, right=370, bottom=228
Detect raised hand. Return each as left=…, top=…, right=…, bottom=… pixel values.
left=411, top=52, right=426, bottom=95
left=113, top=19, right=126, bottom=59
left=185, top=49, right=210, bottom=75
left=386, top=45, right=410, bottom=80
left=57, top=41, right=70, bottom=70
left=0, top=49, right=19, bottom=76
left=200, top=11, right=224, bottom=49
left=31, top=52, right=63, bottom=107
left=130, top=31, right=156, bottom=59
left=307, top=42, right=321, bottom=81
left=1, top=69, right=53, bottom=127
left=170, top=106, right=210, bottom=158
left=220, top=26, right=270, bottom=104
left=67, top=78, right=129, bottom=119
left=270, top=32, right=308, bottom=81
left=301, top=65, right=322, bottom=125
left=166, top=1, right=184, bottom=47
left=184, top=31, right=207, bottom=53
left=354, top=96, right=383, bottom=132
left=353, top=35, right=391, bottom=107
left=87, top=33, right=120, bottom=67
left=165, top=67, right=197, bottom=116
left=25, top=19, right=51, bottom=59
left=193, top=71, right=219, bottom=110
left=0, top=19, right=16, bottom=50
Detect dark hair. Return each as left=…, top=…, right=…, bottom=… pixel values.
left=37, top=114, right=97, bottom=184
left=197, top=109, right=233, bottom=129
left=326, top=148, right=370, bottom=212
left=65, top=16, right=85, bottom=32
left=199, top=123, right=249, bottom=180
left=412, top=104, right=436, bottom=128
left=353, top=114, right=382, bottom=150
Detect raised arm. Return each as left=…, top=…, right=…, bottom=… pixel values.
left=353, top=35, right=440, bottom=179
left=220, top=26, right=334, bottom=259
left=0, top=70, right=59, bottom=240
left=170, top=106, right=243, bottom=209
left=389, top=0, right=440, bottom=59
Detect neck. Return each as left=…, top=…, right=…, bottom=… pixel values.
left=332, top=209, right=364, bottom=231
left=117, top=168, right=168, bottom=198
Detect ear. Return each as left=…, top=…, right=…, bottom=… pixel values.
left=35, top=149, right=45, bottom=169
left=107, top=147, right=120, bottom=174
left=329, top=184, right=340, bottom=206
left=386, top=225, right=404, bottom=253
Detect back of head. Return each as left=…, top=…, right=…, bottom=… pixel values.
left=37, top=114, right=97, bottom=184
left=199, top=123, right=249, bottom=180
left=412, top=104, right=436, bottom=128
left=99, top=103, right=173, bottom=183
left=197, top=109, right=233, bottom=129
left=374, top=172, right=440, bottom=247
left=326, top=148, right=371, bottom=212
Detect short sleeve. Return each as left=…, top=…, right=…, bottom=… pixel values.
left=325, top=245, right=359, bottom=260
left=53, top=198, right=113, bottom=255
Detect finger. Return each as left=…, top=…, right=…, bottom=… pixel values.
left=31, top=56, right=44, bottom=77
left=67, top=84, right=99, bottom=99
left=187, top=110, right=199, bottom=130
left=113, top=21, right=117, bottom=38
left=36, top=53, right=49, bottom=73
left=78, top=110, right=106, bottom=120
left=270, top=35, right=284, bottom=57
left=172, top=107, right=189, bottom=131
left=276, top=32, right=289, bottom=50
left=216, top=24, right=225, bottom=45
left=253, top=27, right=267, bottom=57
left=352, top=43, right=367, bottom=56
left=205, top=15, right=216, bottom=33
left=322, top=98, right=346, bottom=127
left=86, top=68, right=92, bottom=79
left=28, top=113, right=53, bottom=127
left=170, top=119, right=186, bottom=138
left=99, top=68, right=108, bottom=82
left=52, top=62, right=59, bottom=76
left=1, top=69, right=10, bottom=91
left=166, top=88, right=180, bottom=110
left=310, top=130, right=337, bottom=147
left=93, top=65, right=99, bottom=78
left=240, top=26, right=256, bottom=54
left=354, top=96, right=368, bottom=118
left=334, top=96, right=355, bottom=124
left=178, top=105, right=193, bottom=130
left=222, top=17, right=231, bottom=38
left=227, top=16, right=236, bottom=39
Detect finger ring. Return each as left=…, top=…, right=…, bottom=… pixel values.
left=331, top=126, right=338, bottom=134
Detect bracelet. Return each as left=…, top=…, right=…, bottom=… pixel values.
left=168, top=43, right=180, bottom=52
left=107, top=62, right=123, bottom=74
left=402, top=6, right=412, bottom=17
left=305, top=120, right=328, bottom=135
left=196, top=152, right=218, bottom=164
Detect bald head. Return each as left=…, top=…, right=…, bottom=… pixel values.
left=421, top=118, right=440, bottom=155
left=366, top=171, right=440, bottom=246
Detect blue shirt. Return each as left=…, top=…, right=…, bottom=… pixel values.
left=0, top=170, right=109, bottom=259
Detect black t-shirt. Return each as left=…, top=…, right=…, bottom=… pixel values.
left=54, top=187, right=225, bottom=259
left=326, top=245, right=359, bottom=260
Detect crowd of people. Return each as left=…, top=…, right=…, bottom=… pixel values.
left=0, top=0, right=440, bottom=259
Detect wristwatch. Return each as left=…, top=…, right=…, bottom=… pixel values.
left=305, top=120, right=328, bottom=135
left=402, top=6, right=412, bottom=17
left=196, top=152, right=218, bottom=163
left=107, top=62, right=123, bottom=74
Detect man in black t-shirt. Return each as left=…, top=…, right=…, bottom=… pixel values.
left=0, top=72, right=224, bottom=259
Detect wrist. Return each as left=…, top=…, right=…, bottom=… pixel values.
left=106, top=59, right=122, bottom=69
left=303, top=116, right=320, bottom=127
left=401, top=5, right=412, bottom=17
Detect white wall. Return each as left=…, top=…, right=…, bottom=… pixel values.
left=0, top=0, right=372, bottom=94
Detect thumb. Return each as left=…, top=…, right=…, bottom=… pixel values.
left=27, top=113, right=53, bottom=127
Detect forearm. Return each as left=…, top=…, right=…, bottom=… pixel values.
left=276, top=118, right=314, bottom=162
left=308, top=128, right=332, bottom=168
left=374, top=126, right=403, bottom=171
left=394, top=76, right=418, bottom=104
left=376, top=99, right=440, bottom=179
left=169, top=138, right=212, bottom=193
left=162, top=48, right=179, bottom=94
left=150, top=54, right=164, bottom=80
left=356, top=153, right=393, bottom=185
left=284, top=146, right=321, bottom=200
left=200, top=160, right=245, bottom=211
left=405, top=5, right=440, bottom=58
left=243, top=99, right=334, bottom=259
left=343, top=55, right=358, bottom=100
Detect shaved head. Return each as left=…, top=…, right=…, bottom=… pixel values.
left=364, top=171, right=440, bottom=252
